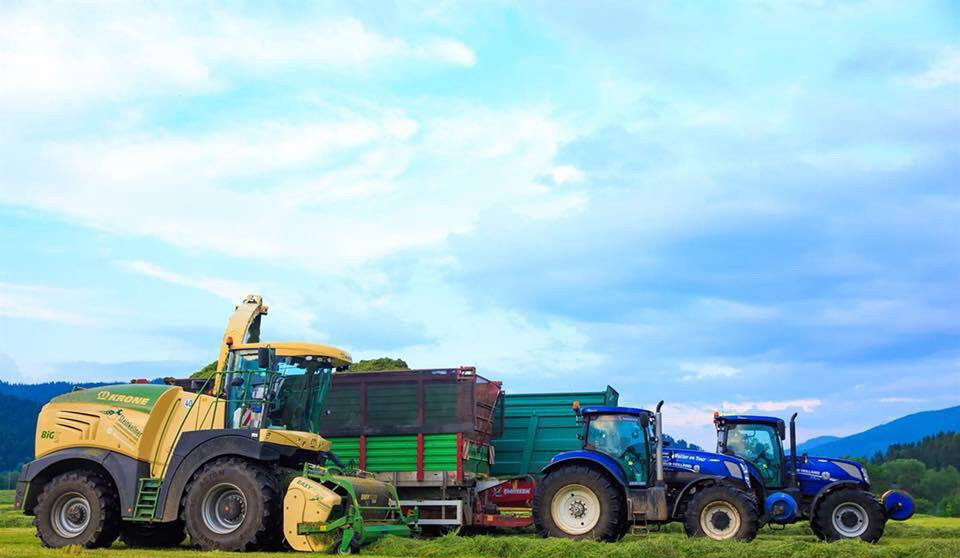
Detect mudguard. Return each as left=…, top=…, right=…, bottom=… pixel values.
left=541, top=449, right=629, bottom=486
left=16, top=447, right=149, bottom=516
left=809, top=480, right=862, bottom=517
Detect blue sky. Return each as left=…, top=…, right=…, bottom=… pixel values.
left=0, top=1, right=958, bottom=446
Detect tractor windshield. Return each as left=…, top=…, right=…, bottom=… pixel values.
left=586, top=414, right=650, bottom=484
left=724, top=423, right=783, bottom=487
left=224, top=351, right=334, bottom=433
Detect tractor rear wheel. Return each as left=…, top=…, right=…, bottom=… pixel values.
left=533, top=464, right=625, bottom=541
left=33, top=470, right=121, bottom=548
left=182, top=457, right=282, bottom=551
left=683, top=485, right=758, bottom=541
left=119, top=520, right=186, bottom=548
left=813, top=489, right=885, bottom=542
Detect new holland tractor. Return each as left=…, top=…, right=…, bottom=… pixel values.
left=533, top=402, right=760, bottom=541
left=713, top=413, right=914, bottom=542
left=14, top=295, right=413, bottom=553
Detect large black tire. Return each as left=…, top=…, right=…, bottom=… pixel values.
left=119, top=520, right=186, bottom=548
left=532, top=465, right=625, bottom=541
left=813, top=489, right=885, bottom=542
left=182, top=457, right=282, bottom=551
left=33, top=470, right=121, bottom=548
left=683, top=485, right=758, bottom=541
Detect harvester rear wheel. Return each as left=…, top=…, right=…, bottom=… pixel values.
left=33, top=470, right=121, bottom=548
left=119, top=520, right=186, bottom=548
left=683, top=485, right=758, bottom=541
left=182, top=457, right=281, bottom=551
left=813, top=489, right=885, bottom=542
left=533, top=464, right=624, bottom=541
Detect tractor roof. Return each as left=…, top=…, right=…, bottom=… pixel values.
left=232, top=341, right=352, bottom=367
left=716, top=414, right=785, bottom=427
left=581, top=405, right=651, bottom=417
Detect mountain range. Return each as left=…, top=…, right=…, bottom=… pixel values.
left=797, top=404, right=960, bottom=459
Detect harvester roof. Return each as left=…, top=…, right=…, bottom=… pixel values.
left=232, top=341, right=352, bottom=367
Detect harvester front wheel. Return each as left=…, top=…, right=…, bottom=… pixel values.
left=182, top=457, right=281, bottom=551
left=119, top=520, right=186, bottom=548
left=533, top=464, right=625, bottom=541
left=33, top=470, right=121, bottom=548
left=683, top=485, right=758, bottom=541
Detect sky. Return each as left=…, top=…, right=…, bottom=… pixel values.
left=0, top=1, right=958, bottom=447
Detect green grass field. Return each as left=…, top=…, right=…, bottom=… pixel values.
left=1, top=490, right=957, bottom=558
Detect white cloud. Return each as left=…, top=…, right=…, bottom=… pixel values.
left=696, top=298, right=780, bottom=321
left=117, top=261, right=256, bottom=303
left=876, top=396, right=925, bottom=404
left=0, top=5, right=474, bottom=104
left=909, top=49, right=960, bottom=88
left=0, top=283, right=96, bottom=325
left=550, top=165, right=585, bottom=184
left=721, top=398, right=822, bottom=414
left=678, top=361, right=742, bottom=381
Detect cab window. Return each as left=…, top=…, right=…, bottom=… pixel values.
left=725, top=424, right=783, bottom=487
left=586, top=415, right=650, bottom=484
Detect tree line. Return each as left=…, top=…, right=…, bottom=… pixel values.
left=858, top=432, right=960, bottom=516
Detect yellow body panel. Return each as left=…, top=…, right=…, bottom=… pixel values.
left=283, top=477, right=342, bottom=552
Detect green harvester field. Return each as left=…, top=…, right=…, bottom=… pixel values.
left=2, top=490, right=958, bottom=558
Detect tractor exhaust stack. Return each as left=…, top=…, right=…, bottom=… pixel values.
left=655, top=400, right=665, bottom=486
left=789, top=412, right=798, bottom=487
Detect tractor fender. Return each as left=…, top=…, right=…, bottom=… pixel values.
left=670, top=475, right=728, bottom=518
left=809, top=480, right=863, bottom=519
left=541, top=450, right=629, bottom=487
left=16, top=447, right=148, bottom=517
left=156, top=429, right=284, bottom=521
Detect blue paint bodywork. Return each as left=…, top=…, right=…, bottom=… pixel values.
left=580, top=406, right=651, bottom=417
left=664, top=448, right=751, bottom=486
left=544, top=449, right=630, bottom=485
left=795, top=455, right=869, bottom=496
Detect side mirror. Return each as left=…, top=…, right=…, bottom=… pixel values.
left=257, top=347, right=271, bottom=369
left=801, top=452, right=808, bottom=464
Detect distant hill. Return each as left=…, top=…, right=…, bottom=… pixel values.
left=800, top=405, right=960, bottom=459
left=796, top=435, right=841, bottom=454
left=0, top=393, right=42, bottom=471
left=0, top=380, right=110, bottom=403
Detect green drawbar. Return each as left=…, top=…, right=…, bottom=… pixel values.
left=132, top=478, right=163, bottom=520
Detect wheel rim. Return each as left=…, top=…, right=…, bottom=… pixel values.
left=832, top=502, right=868, bottom=538
left=699, top=500, right=741, bottom=540
left=201, top=483, right=246, bottom=535
left=550, top=484, right=601, bottom=535
left=51, top=492, right=90, bottom=539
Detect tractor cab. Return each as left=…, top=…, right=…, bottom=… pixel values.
left=714, top=414, right=789, bottom=489
left=579, top=406, right=654, bottom=485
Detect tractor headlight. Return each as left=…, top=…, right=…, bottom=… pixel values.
left=724, top=461, right=744, bottom=479
left=834, top=461, right=864, bottom=481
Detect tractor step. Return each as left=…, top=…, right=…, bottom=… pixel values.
left=132, top=478, right=163, bottom=520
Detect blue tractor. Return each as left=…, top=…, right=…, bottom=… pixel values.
left=713, top=413, right=914, bottom=542
left=533, top=402, right=760, bottom=541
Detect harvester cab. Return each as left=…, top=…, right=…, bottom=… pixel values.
left=15, top=295, right=412, bottom=554
left=713, top=413, right=914, bottom=542
left=533, top=402, right=760, bottom=542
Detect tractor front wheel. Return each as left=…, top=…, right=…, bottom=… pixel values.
left=813, top=489, right=885, bottom=542
left=182, top=457, right=282, bottom=551
left=683, top=485, right=758, bottom=541
left=533, top=464, right=625, bottom=541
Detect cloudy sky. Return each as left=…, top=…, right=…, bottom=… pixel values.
left=1, top=1, right=957, bottom=446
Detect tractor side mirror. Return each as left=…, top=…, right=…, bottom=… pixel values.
left=801, top=452, right=808, bottom=464
left=257, top=347, right=271, bottom=369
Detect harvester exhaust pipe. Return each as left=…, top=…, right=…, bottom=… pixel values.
left=655, top=400, right=665, bottom=486
left=789, top=412, right=798, bottom=487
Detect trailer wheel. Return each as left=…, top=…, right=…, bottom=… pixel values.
left=683, top=485, right=758, bottom=541
left=119, top=520, right=186, bottom=548
left=182, top=457, right=281, bottom=551
left=533, top=464, right=625, bottom=541
left=813, top=489, right=885, bottom=542
left=33, top=470, right=121, bottom=548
